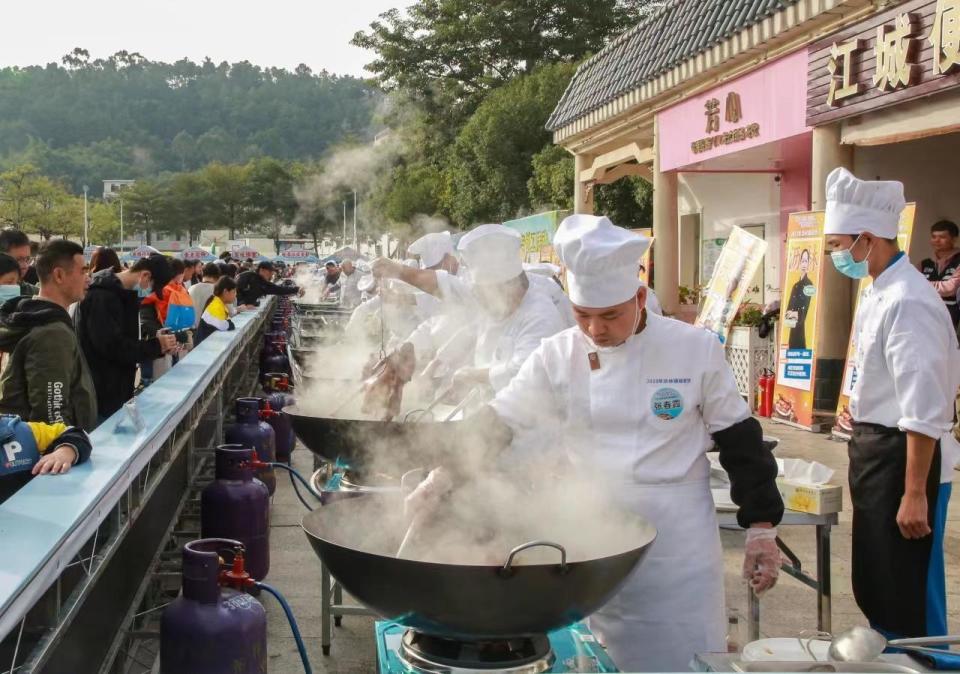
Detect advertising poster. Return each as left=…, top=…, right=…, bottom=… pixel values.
left=832, top=203, right=916, bottom=439
left=694, top=227, right=768, bottom=344
left=636, top=228, right=653, bottom=285
left=503, top=210, right=570, bottom=265
left=771, top=211, right=826, bottom=430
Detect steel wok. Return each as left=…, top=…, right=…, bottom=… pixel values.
left=301, top=494, right=656, bottom=639
left=286, top=405, right=459, bottom=467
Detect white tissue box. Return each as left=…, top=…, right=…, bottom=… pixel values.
left=776, top=478, right=842, bottom=515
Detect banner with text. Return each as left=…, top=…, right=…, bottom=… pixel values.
left=695, top=226, right=768, bottom=345
left=832, top=203, right=917, bottom=439
left=772, top=212, right=826, bottom=429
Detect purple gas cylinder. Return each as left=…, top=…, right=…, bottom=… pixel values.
left=200, top=445, right=270, bottom=580
left=224, top=398, right=276, bottom=495
left=260, top=332, right=290, bottom=377
left=261, top=373, right=295, bottom=464
left=160, top=539, right=267, bottom=674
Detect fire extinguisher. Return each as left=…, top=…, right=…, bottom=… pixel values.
left=758, top=368, right=775, bottom=418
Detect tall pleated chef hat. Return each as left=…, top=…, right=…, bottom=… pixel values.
left=408, top=231, right=454, bottom=269
left=824, top=167, right=905, bottom=239
left=457, top=224, right=523, bottom=285
left=554, top=214, right=650, bottom=308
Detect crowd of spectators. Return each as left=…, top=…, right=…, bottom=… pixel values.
left=0, top=229, right=299, bottom=500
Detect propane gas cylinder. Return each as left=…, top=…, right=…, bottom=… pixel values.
left=260, top=332, right=290, bottom=377
left=261, top=373, right=295, bottom=463
left=201, top=445, right=270, bottom=580
left=224, top=398, right=276, bottom=495
left=160, top=539, right=267, bottom=674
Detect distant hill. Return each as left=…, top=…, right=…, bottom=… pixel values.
left=0, top=49, right=381, bottom=195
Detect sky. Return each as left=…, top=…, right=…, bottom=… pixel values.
left=0, top=0, right=404, bottom=76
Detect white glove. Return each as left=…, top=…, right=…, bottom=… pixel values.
left=743, top=527, right=780, bottom=595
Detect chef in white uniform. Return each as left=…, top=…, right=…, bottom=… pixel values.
left=371, top=224, right=566, bottom=393
left=824, top=168, right=960, bottom=639
left=523, top=262, right=576, bottom=328
left=447, top=215, right=783, bottom=671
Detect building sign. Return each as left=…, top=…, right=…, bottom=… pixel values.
left=658, top=50, right=810, bottom=172
left=503, top=210, right=569, bottom=266
left=807, top=0, right=960, bottom=126
left=771, top=211, right=827, bottom=431
left=831, top=204, right=917, bottom=440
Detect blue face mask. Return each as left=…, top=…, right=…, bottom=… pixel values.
left=137, top=284, right=152, bottom=299
left=830, top=234, right=872, bottom=280
left=0, top=285, right=19, bottom=304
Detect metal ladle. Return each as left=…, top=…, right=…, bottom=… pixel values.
left=829, top=625, right=960, bottom=662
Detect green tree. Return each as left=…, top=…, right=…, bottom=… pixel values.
left=202, top=162, right=252, bottom=240
left=89, top=201, right=121, bottom=246
left=377, top=162, right=443, bottom=224
left=353, top=0, right=654, bottom=121
left=595, top=176, right=653, bottom=230
left=123, top=180, right=166, bottom=245
left=246, top=158, right=296, bottom=253
left=441, top=62, right=576, bottom=225
left=527, top=145, right=573, bottom=211
left=0, top=165, right=46, bottom=229
left=167, top=172, right=210, bottom=244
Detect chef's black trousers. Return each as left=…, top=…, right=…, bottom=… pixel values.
left=849, top=422, right=946, bottom=638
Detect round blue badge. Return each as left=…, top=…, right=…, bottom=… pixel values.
left=651, top=387, right=684, bottom=420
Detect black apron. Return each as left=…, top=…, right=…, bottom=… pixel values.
left=849, top=422, right=941, bottom=637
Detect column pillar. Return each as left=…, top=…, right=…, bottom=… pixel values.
left=812, top=124, right=854, bottom=359
left=574, top=153, right=595, bottom=215
left=652, top=117, right=679, bottom=314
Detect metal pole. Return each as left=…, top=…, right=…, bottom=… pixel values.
left=342, top=201, right=347, bottom=248
left=119, top=199, right=124, bottom=253
left=352, top=190, right=358, bottom=249
left=82, top=185, right=89, bottom=247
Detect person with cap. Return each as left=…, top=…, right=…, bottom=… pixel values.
left=408, top=231, right=459, bottom=277
left=824, top=167, right=960, bottom=640
left=369, top=224, right=565, bottom=414
left=235, top=260, right=299, bottom=307
left=337, top=259, right=362, bottom=308
left=405, top=214, right=782, bottom=671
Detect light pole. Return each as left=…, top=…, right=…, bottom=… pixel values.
left=82, top=185, right=89, bottom=247
left=342, top=201, right=347, bottom=248
left=119, top=198, right=124, bottom=253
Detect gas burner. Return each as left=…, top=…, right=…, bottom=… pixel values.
left=399, top=630, right=554, bottom=673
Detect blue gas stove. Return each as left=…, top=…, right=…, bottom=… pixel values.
left=375, top=620, right=619, bottom=673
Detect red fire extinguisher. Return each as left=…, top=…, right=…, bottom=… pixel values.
left=758, top=369, right=775, bottom=418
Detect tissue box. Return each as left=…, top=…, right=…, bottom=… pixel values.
left=776, top=477, right=842, bottom=515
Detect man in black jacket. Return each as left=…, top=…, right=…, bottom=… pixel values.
left=75, top=255, right=177, bottom=422
left=236, top=261, right=299, bottom=306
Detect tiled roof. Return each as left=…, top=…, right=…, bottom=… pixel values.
left=546, top=0, right=801, bottom=131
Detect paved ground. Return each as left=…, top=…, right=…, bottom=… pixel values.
left=263, top=421, right=960, bottom=672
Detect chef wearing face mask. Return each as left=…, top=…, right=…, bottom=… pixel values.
left=824, top=167, right=960, bottom=640
left=436, top=215, right=783, bottom=671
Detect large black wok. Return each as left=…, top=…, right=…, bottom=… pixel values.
left=286, top=405, right=459, bottom=467
left=301, top=494, right=656, bottom=639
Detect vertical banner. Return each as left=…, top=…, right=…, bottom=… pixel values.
left=694, top=226, right=768, bottom=344
left=772, top=212, right=826, bottom=429
left=636, top=228, right=653, bottom=285
left=831, top=203, right=917, bottom=439
left=503, top=210, right=570, bottom=265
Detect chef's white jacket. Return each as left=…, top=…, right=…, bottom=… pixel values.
left=851, top=255, right=960, bottom=442
left=491, top=312, right=751, bottom=483
left=436, top=272, right=566, bottom=391
left=528, top=274, right=576, bottom=328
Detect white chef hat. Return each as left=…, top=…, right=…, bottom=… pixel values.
left=554, top=214, right=650, bottom=308
left=457, top=224, right=523, bottom=285
left=824, top=167, right=905, bottom=239
left=523, top=262, right=561, bottom=277
left=408, top=231, right=454, bottom=269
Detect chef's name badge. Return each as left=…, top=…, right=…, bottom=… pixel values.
left=651, top=387, right=684, bottom=420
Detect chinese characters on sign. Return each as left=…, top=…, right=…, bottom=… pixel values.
left=691, top=91, right=761, bottom=154
left=825, top=5, right=959, bottom=107
left=930, top=0, right=960, bottom=75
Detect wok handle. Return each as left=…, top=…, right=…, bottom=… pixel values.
left=501, top=541, right=568, bottom=576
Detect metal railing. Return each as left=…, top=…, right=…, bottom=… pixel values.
left=0, top=299, right=274, bottom=673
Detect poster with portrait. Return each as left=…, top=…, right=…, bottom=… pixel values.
left=831, top=203, right=916, bottom=439
left=771, top=211, right=825, bottom=430
left=695, top=227, right=768, bottom=344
